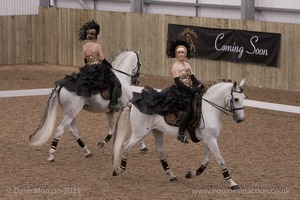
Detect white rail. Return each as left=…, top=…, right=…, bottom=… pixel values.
left=1, top=87, right=300, bottom=114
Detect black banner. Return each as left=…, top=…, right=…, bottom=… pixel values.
left=167, top=24, right=281, bottom=67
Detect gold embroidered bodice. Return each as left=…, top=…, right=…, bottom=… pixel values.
left=179, top=68, right=193, bottom=87
left=85, top=53, right=102, bottom=65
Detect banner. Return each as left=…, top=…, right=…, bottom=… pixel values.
left=167, top=24, right=281, bottom=67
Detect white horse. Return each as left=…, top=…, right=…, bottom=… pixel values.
left=112, top=79, right=246, bottom=190
left=29, top=50, right=148, bottom=161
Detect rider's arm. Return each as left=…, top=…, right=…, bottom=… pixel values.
left=191, top=74, right=202, bottom=86
left=102, top=58, right=113, bottom=68
left=186, top=62, right=204, bottom=89
left=174, top=77, right=194, bottom=93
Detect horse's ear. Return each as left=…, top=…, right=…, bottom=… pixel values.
left=233, top=81, right=237, bottom=88
left=239, top=78, right=246, bottom=87
left=137, top=49, right=141, bottom=55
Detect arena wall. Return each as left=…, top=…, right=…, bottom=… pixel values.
left=1, top=7, right=300, bottom=91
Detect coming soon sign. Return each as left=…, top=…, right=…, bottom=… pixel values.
left=167, top=24, right=281, bottom=67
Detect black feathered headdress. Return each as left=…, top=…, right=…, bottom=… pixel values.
left=166, top=39, right=191, bottom=59
left=79, top=20, right=100, bottom=41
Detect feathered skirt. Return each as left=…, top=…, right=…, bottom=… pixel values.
left=56, top=63, right=117, bottom=97
left=132, top=84, right=193, bottom=115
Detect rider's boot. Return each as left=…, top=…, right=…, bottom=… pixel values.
left=109, top=99, right=120, bottom=111
left=177, top=112, right=189, bottom=144
left=108, top=76, right=121, bottom=112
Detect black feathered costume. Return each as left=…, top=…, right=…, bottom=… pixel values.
left=132, top=39, right=201, bottom=115
left=56, top=20, right=121, bottom=99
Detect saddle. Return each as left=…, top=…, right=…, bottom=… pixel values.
left=164, top=92, right=202, bottom=142
left=99, top=85, right=122, bottom=100
left=100, top=88, right=111, bottom=100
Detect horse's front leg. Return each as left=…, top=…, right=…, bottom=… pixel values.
left=206, top=138, right=239, bottom=190
left=152, top=130, right=177, bottom=181
left=96, top=112, right=115, bottom=149
left=186, top=144, right=211, bottom=179
left=69, top=119, right=92, bottom=158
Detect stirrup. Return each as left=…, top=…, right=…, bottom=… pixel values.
left=177, top=134, right=189, bottom=144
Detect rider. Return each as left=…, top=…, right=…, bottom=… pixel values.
left=78, top=20, right=121, bottom=111
left=166, top=39, right=204, bottom=144
left=132, top=39, right=204, bottom=144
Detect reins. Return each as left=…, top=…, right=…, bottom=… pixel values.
left=110, top=51, right=141, bottom=79
left=201, top=86, right=244, bottom=116
left=202, top=98, right=231, bottom=115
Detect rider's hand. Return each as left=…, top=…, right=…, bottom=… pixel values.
left=193, top=84, right=204, bottom=94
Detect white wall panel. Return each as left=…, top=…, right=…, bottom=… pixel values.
left=1, top=0, right=300, bottom=24
left=147, top=4, right=195, bottom=17
left=256, top=0, right=297, bottom=9
left=95, top=2, right=130, bottom=12
left=197, top=7, right=240, bottom=20
left=0, top=0, right=39, bottom=16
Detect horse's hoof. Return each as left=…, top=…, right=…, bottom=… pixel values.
left=85, top=153, right=93, bottom=158
left=113, top=170, right=119, bottom=176
left=169, top=177, right=178, bottom=182
left=48, top=158, right=55, bottom=162
left=140, top=147, right=149, bottom=152
left=231, top=185, right=240, bottom=190
left=185, top=171, right=193, bottom=179
left=96, top=141, right=105, bottom=149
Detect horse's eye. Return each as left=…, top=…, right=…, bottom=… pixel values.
left=234, top=98, right=239, bottom=102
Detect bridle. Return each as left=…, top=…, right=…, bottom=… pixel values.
left=228, top=87, right=244, bottom=112
left=130, top=52, right=141, bottom=85
left=202, top=85, right=244, bottom=119
left=110, top=51, right=141, bottom=85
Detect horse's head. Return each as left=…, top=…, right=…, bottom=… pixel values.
left=226, top=79, right=246, bottom=123
left=111, top=50, right=141, bottom=86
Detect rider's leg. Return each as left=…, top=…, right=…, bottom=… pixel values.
left=177, top=104, right=191, bottom=144
left=109, top=76, right=121, bottom=111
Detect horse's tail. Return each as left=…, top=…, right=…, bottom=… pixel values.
left=29, top=87, right=60, bottom=146
left=112, top=102, right=131, bottom=170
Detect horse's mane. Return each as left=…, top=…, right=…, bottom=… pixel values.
left=112, top=49, right=134, bottom=61
left=210, top=79, right=233, bottom=86
left=204, top=79, right=233, bottom=93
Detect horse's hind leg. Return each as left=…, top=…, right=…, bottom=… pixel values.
left=96, top=112, right=115, bottom=149
left=96, top=112, right=149, bottom=152
left=69, top=119, right=92, bottom=158
left=138, top=140, right=148, bottom=152
left=113, top=134, right=144, bottom=176
left=152, top=129, right=177, bottom=181
left=48, top=116, right=73, bottom=162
